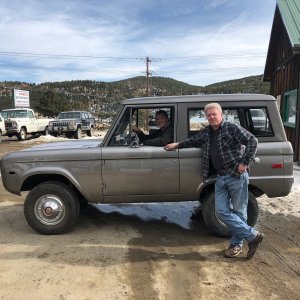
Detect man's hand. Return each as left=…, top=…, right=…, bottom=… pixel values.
left=132, top=125, right=141, bottom=133
left=238, top=163, right=247, bottom=173
left=164, top=142, right=179, bottom=151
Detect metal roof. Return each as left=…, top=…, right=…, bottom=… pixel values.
left=278, top=0, right=300, bottom=47
left=264, top=0, right=300, bottom=81
left=122, top=94, right=275, bottom=105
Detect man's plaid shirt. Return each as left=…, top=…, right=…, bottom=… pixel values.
left=178, top=120, right=258, bottom=179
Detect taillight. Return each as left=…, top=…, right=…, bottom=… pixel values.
left=272, top=163, right=283, bottom=168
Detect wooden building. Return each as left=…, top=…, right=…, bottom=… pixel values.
left=264, top=0, right=300, bottom=161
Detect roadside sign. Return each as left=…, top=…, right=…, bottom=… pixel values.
left=14, top=89, right=30, bottom=108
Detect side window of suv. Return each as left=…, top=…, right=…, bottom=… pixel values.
left=248, top=108, right=273, bottom=136
left=109, top=106, right=174, bottom=146
left=188, top=107, right=273, bottom=138
left=188, top=109, right=240, bottom=137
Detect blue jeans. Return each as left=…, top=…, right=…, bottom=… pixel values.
left=215, top=173, right=257, bottom=247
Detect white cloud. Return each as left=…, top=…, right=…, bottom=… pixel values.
left=0, top=0, right=275, bottom=85
left=204, top=0, right=237, bottom=9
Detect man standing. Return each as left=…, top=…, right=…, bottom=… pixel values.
left=164, top=103, right=264, bottom=259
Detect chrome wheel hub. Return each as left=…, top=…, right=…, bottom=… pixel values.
left=34, top=195, right=66, bottom=226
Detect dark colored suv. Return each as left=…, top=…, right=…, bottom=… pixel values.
left=48, top=111, right=95, bottom=139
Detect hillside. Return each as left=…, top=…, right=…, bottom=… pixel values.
left=0, top=75, right=270, bottom=118
left=203, top=75, right=270, bottom=94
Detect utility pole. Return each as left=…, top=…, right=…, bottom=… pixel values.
left=146, top=57, right=151, bottom=97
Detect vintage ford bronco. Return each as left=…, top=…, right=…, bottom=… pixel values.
left=0, top=94, right=294, bottom=236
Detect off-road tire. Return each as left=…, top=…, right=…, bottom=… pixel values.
left=201, top=191, right=259, bottom=237
left=18, top=128, right=27, bottom=141
left=74, top=127, right=82, bottom=139
left=87, top=127, right=93, bottom=137
left=43, top=126, right=49, bottom=136
left=24, top=181, right=80, bottom=235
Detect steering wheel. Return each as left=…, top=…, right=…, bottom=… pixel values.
left=112, top=132, right=137, bottom=145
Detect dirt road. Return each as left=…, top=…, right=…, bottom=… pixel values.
left=0, top=136, right=299, bottom=300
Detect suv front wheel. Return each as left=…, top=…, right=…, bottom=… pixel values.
left=201, top=191, right=259, bottom=237
left=74, top=127, right=82, bottom=139
left=24, top=181, right=80, bottom=235
left=18, top=127, right=27, bottom=141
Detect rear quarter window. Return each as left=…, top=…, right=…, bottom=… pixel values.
left=188, top=109, right=240, bottom=137
left=248, top=108, right=273, bottom=137
left=188, top=107, right=274, bottom=138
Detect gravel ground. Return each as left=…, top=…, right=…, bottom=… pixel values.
left=0, top=134, right=299, bottom=300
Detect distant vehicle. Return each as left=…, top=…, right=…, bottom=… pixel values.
left=250, top=108, right=270, bottom=131
left=0, top=113, right=6, bottom=139
left=1, top=108, right=52, bottom=141
left=48, top=111, right=95, bottom=139
left=0, top=110, right=8, bottom=120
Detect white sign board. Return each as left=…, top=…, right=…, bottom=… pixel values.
left=14, top=89, right=30, bottom=108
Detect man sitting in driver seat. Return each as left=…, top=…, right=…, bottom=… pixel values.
left=132, top=110, right=173, bottom=146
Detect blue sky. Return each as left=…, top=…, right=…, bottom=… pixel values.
left=0, top=0, right=277, bottom=86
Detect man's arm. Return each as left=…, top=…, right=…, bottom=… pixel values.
left=164, top=142, right=179, bottom=151
left=241, top=135, right=258, bottom=165
left=143, top=126, right=174, bottom=146
left=234, top=125, right=258, bottom=165
left=165, top=128, right=208, bottom=150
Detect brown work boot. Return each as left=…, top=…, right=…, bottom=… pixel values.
left=224, top=244, right=242, bottom=258
left=247, top=232, right=265, bottom=259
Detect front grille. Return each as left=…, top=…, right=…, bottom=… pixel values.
left=52, top=122, right=70, bottom=127
left=5, top=122, right=12, bottom=129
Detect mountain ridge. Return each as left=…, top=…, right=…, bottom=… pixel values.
left=0, top=74, right=270, bottom=117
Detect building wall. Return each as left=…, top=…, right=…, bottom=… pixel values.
left=270, top=55, right=300, bottom=160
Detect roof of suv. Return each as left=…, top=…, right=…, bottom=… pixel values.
left=122, top=94, right=275, bottom=105
left=60, top=111, right=90, bottom=113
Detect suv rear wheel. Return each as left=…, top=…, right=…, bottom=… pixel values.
left=87, top=127, right=93, bottom=137
left=201, top=191, right=259, bottom=237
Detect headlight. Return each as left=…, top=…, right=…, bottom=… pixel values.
left=68, top=121, right=76, bottom=129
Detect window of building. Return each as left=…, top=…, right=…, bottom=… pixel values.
left=283, top=89, right=298, bottom=128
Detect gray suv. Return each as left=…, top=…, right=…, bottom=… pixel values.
left=48, top=111, right=95, bottom=139
left=0, top=94, right=294, bottom=236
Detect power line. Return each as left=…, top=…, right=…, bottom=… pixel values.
left=0, top=51, right=266, bottom=61
left=0, top=62, right=263, bottom=74
left=0, top=51, right=141, bottom=61
left=0, top=63, right=144, bottom=74
left=0, top=52, right=265, bottom=92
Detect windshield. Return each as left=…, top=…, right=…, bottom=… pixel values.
left=1, top=110, right=28, bottom=118
left=251, top=109, right=265, bottom=118
left=58, top=112, right=81, bottom=119
left=0, top=111, right=7, bottom=119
